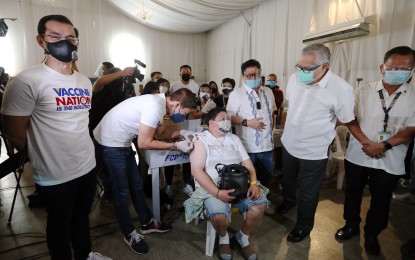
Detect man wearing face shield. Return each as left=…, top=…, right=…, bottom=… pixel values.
left=278, top=44, right=354, bottom=243
left=93, top=88, right=197, bottom=254
left=170, top=64, right=199, bottom=95
left=1, top=15, right=111, bottom=259
left=335, top=46, right=415, bottom=256
left=227, top=59, right=277, bottom=190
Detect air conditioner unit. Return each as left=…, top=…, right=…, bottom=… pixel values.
left=303, top=16, right=375, bottom=44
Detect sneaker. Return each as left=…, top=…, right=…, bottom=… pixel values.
left=140, top=218, right=172, bottom=234
left=183, top=184, right=194, bottom=197
left=165, top=185, right=174, bottom=198
left=86, top=251, right=112, bottom=260
left=123, top=230, right=149, bottom=254
left=393, top=192, right=415, bottom=204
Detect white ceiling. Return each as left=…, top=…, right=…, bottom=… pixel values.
left=107, top=0, right=266, bottom=33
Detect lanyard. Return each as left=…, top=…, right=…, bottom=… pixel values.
left=378, top=90, right=401, bottom=132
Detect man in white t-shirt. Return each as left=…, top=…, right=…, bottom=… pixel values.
left=93, top=88, right=197, bottom=255
left=279, top=44, right=354, bottom=243
left=227, top=59, right=277, bottom=188
left=335, top=46, right=415, bottom=256
left=1, top=15, right=110, bottom=260
left=169, top=65, right=199, bottom=95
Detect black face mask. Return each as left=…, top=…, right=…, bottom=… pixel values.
left=222, top=89, right=232, bottom=95
left=181, top=73, right=191, bottom=82
left=45, top=40, right=78, bottom=63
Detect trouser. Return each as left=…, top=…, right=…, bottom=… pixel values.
left=281, top=146, right=327, bottom=232
left=93, top=139, right=112, bottom=193
left=343, top=160, right=400, bottom=236
left=98, top=144, right=154, bottom=237
left=248, top=151, right=274, bottom=187
left=38, top=168, right=97, bottom=260
left=408, top=149, right=415, bottom=194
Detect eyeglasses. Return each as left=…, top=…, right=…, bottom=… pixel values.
left=295, top=64, right=322, bottom=73
left=42, top=34, right=79, bottom=45
left=243, top=70, right=261, bottom=79
left=383, top=64, right=415, bottom=71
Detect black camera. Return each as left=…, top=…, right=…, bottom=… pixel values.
left=126, top=59, right=146, bottom=83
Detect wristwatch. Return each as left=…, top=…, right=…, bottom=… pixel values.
left=242, top=119, right=248, bottom=127
left=382, top=141, right=392, bottom=151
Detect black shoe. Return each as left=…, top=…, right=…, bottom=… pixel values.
left=364, top=234, right=380, bottom=256
left=335, top=226, right=360, bottom=241
left=276, top=202, right=295, bottom=214
left=287, top=228, right=309, bottom=243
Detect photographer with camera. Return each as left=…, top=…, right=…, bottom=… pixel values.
left=89, top=66, right=134, bottom=202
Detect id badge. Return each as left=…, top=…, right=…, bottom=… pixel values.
left=376, top=131, right=391, bottom=142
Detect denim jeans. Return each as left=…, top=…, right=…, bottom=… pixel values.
left=38, top=168, right=97, bottom=260
left=98, top=144, right=154, bottom=237
left=248, top=150, right=274, bottom=186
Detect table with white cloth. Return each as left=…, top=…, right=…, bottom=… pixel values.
left=140, top=149, right=190, bottom=221
left=140, top=119, right=202, bottom=221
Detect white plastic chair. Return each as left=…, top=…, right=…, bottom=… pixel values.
left=326, top=126, right=349, bottom=189
left=195, top=207, right=243, bottom=257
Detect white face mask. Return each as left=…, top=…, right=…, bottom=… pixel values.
left=200, top=92, right=210, bottom=99
left=217, top=120, right=232, bottom=134
left=159, top=86, right=169, bottom=94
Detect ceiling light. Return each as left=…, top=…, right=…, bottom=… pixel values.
left=136, top=0, right=151, bottom=23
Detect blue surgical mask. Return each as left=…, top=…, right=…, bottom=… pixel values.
left=383, top=70, right=412, bottom=85
left=245, top=79, right=261, bottom=89
left=297, top=70, right=314, bottom=85
left=170, top=105, right=186, bottom=123
left=266, top=81, right=277, bottom=88
left=170, top=113, right=186, bottom=123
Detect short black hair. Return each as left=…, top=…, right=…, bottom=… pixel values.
left=204, top=107, right=227, bottom=125
left=102, top=62, right=114, bottom=70
left=180, top=65, right=192, bottom=72
left=222, top=78, right=235, bottom=88
left=384, top=46, right=415, bottom=63
left=241, top=59, right=261, bottom=75
left=170, top=88, right=197, bottom=109
left=142, top=81, right=160, bottom=95
left=267, top=73, right=276, bottom=78
left=37, top=15, right=74, bottom=36
left=74, top=27, right=79, bottom=38
left=151, top=71, right=162, bottom=78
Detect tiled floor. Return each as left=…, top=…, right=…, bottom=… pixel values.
left=0, top=152, right=414, bottom=259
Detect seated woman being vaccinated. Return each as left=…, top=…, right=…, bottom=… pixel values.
left=184, top=107, right=269, bottom=260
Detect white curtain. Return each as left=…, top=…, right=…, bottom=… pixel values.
left=1, top=0, right=414, bottom=89
left=206, top=0, right=415, bottom=90
left=0, top=0, right=207, bottom=84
